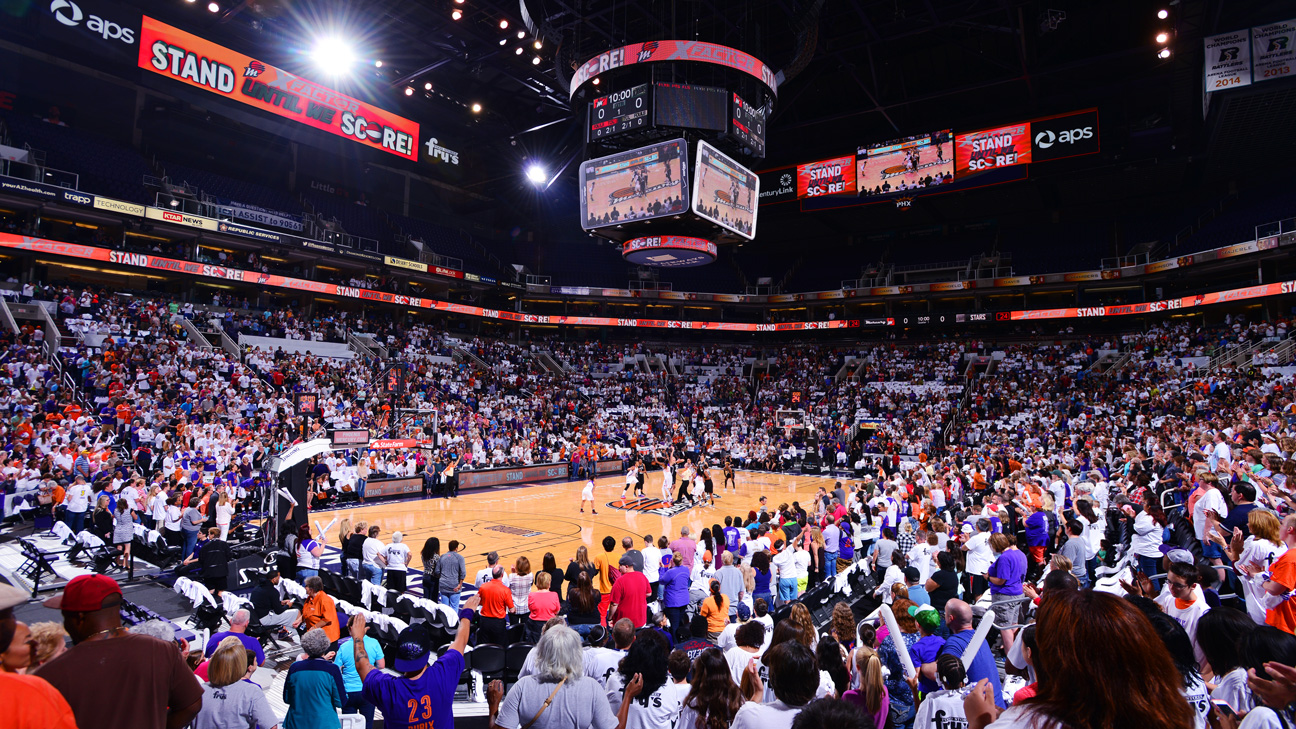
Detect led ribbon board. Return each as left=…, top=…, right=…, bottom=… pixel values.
left=137, top=16, right=419, bottom=160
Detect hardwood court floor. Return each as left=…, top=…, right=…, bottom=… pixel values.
left=332, top=471, right=840, bottom=578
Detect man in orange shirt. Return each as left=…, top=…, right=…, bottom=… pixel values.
left=1259, top=514, right=1296, bottom=634
left=295, top=575, right=340, bottom=646
left=475, top=566, right=513, bottom=645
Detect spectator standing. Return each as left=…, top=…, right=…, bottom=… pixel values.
left=283, top=628, right=344, bottom=729
left=34, top=574, right=203, bottom=729
left=191, top=636, right=278, bottom=729
left=485, top=625, right=618, bottom=729
left=383, top=532, right=411, bottom=592
left=361, top=526, right=386, bottom=586
left=295, top=576, right=340, bottom=646
left=477, top=566, right=514, bottom=645
left=609, top=556, right=650, bottom=628
left=335, top=615, right=385, bottom=728
left=438, top=540, right=467, bottom=609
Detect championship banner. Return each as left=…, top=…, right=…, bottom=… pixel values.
left=569, top=40, right=778, bottom=98
left=955, top=123, right=1031, bottom=174
left=1204, top=30, right=1253, bottom=91
left=1253, top=20, right=1296, bottom=83
left=145, top=206, right=219, bottom=231
left=796, top=156, right=855, bottom=198
left=137, top=16, right=418, bottom=160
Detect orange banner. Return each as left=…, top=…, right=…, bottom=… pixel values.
left=137, top=16, right=418, bottom=160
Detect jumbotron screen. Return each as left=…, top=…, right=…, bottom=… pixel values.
left=856, top=130, right=953, bottom=197
left=579, top=139, right=689, bottom=230
left=692, top=141, right=759, bottom=240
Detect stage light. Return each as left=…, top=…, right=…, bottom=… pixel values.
left=1158, top=48, right=1172, bottom=59
left=207, top=2, right=218, bottom=11
left=422, top=82, right=432, bottom=91
left=184, top=0, right=196, bottom=3
left=311, top=37, right=357, bottom=77
left=1156, top=32, right=1169, bottom=43
left=499, top=38, right=507, bottom=45
left=451, top=9, right=461, bottom=20
left=515, top=47, right=523, bottom=55
left=374, top=60, right=383, bottom=68
left=1157, top=9, right=1169, bottom=19
left=499, top=19, right=508, bottom=29
left=471, top=103, right=482, bottom=113
left=531, top=56, right=541, bottom=65
left=533, top=40, right=542, bottom=49
left=592, top=77, right=600, bottom=85
left=404, top=86, right=414, bottom=96
left=525, top=164, right=546, bottom=185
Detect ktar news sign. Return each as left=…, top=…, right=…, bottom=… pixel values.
left=137, top=16, right=419, bottom=160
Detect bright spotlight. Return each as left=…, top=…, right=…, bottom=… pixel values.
left=424, top=82, right=432, bottom=91
left=592, top=77, right=600, bottom=85
left=404, top=86, right=414, bottom=96
left=531, top=56, right=541, bottom=65
left=451, top=9, right=461, bottom=20
left=515, top=47, right=523, bottom=55
left=517, top=31, right=525, bottom=39
left=471, top=103, right=482, bottom=113
left=374, top=60, right=383, bottom=68
left=1155, top=32, right=1169, bottom=43
left=311, top=37, right=357, bottom=77
left=499, top=19, right=508, bottom=29
left=525, top=164, right=547, bottom=185
left=533, top=40, right=542, bottom=49
left=1157, top=9, right=1169, bottom=19
left=1158, top=48, right=1172, bottom=59
left=499, top=38, right=507, bottom=45
left=206, top=2, right=219, bottom=11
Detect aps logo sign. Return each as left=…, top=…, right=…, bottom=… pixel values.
left=49, top=0, right=135, bottom=44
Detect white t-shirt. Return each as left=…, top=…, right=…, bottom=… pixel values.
left=362, top=537, right=385, bottom=567
left=642, top=546, right=662, bottom=583
left=730, top=700, right=802, bottom=729
left=1157, top=587, right=1211, bottom=667
left=965, top=532, right=994, bottom=575
left=985, top=706, right=1063, bottom=729
left=1185, top=674, right=1211, bottom=729
left=384, top=542, right=411, bottom=572
left=724, top=646, right=762, bottom=686
left=65, top=483, right=93, bottom=513
left=583, top=647, right=626, bottom=688
left=914, top=687, right=972, bottom=729
left=1238, top=538, right=1287, bottom=624
left=1192, top=488, right=1228, bottom=541
left=215, top=504, right=235, bottom=526
left=1211, top=667, right=1254, bottom=714
left=604, top=675, right=683, bottom=729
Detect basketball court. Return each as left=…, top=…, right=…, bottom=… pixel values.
left=330, top=470, right=840, bottom=583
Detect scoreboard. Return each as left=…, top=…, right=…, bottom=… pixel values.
left=588, top=83, right=652, bottom=142
left=731, top=93, right=766, bottom=158
left=654, top=83, right=728, bottom=131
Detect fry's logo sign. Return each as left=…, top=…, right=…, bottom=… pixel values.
left=139, top=16, right=419, bottom=160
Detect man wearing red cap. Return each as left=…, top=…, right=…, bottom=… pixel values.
left=34, top=574, right=203, bottom=729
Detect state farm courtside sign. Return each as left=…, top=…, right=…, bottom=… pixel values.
left=137, top=16, right=418, bottom=160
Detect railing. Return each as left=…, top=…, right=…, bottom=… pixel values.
left=628, top=280, right=674, bottom=291
left=892, top=258, right=970, bottom=273
left=177, top=317, right=214, bottom=348
left=0, top=160, right=79, bottom=191
left=1253, top=338, right=1295, bottom=367
left=347, top=331, right=377, bottom=360
left=415, top=248, right=464, bottom=271
left=1257, top=216, right=1296, bottom=239
left=1101, top=252, right=1151, bottom=269
left=0, top=297, right=18, bottom=334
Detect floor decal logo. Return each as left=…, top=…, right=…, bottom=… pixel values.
left=605, top=496, right=719, bottom=516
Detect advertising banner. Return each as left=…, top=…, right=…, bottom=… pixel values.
left=384, top=255, right=428, bottom=273
left=622, top=236, right=717, bottom=267
left=796, top=156, right=855, bottom=198
left=219, top=199, right=303, bottom=231
left=1253, top=20, right=1296, bottom=83
left=93, top=196, right=146, bottom=216
left=1029, top=110, right=1100, bottom=162
left=459, top=463, right=571, bottom=490
left=137, top=16, right=419, bottom=160
left=0, top=176, right=64, bottom=200
left=595, top=460, right=625, bottom=475
left=329, top=429, right=370, bottom=447
left=758, top=167, right=797, bottom=204
left=1204, top=30, right=1253, bottom=91
left=955, top=123, right=1031, bottom=174
left=363, top=476, right=424, bottom=500
left=570, top=40, right=779, bottom=98
left=11, top=0, right=142, bottom=62
left=338, top=248, right=383, bottom=263
left=145, top=206, right=219, bottom=231
left=216, top=220, right=281, bottom=243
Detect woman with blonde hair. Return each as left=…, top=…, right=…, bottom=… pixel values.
left=192, top=636, right=280, bottom=729
left=842, top=645, right=889, bottom=729
left=1217, top=507, right=1287, bottom=623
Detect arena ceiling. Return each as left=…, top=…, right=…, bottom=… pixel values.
left=139, top=0, right=1295, bottom=242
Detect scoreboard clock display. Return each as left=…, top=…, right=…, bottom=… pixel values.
left=731, top=93, right=766, bottom=158
left=653, top=83, right=728, bottom=131
left=588, top=83, right=652, bottom=142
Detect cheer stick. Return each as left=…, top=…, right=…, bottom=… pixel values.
left=314, top=517, right=338, bottom=542
left=879, top=604, right=916, bottom=679
left=960, top=608, right=998, bottom=671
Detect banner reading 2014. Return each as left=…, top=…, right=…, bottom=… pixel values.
left=136, top=16, right=418, bottom=160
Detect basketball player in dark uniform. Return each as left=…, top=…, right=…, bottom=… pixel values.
left=723, top=458, right=736, bottom=494
left=634, top=457, right=646, bottom=497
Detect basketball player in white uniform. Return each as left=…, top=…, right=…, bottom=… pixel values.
left=580, top=477, right=598, bottom=515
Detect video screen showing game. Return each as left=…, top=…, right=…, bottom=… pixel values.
left=692, top=141, right=758, bottom=240
left=855, top=130, right=953, bottom=197
left=580, top=139, right=689, bottom=230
